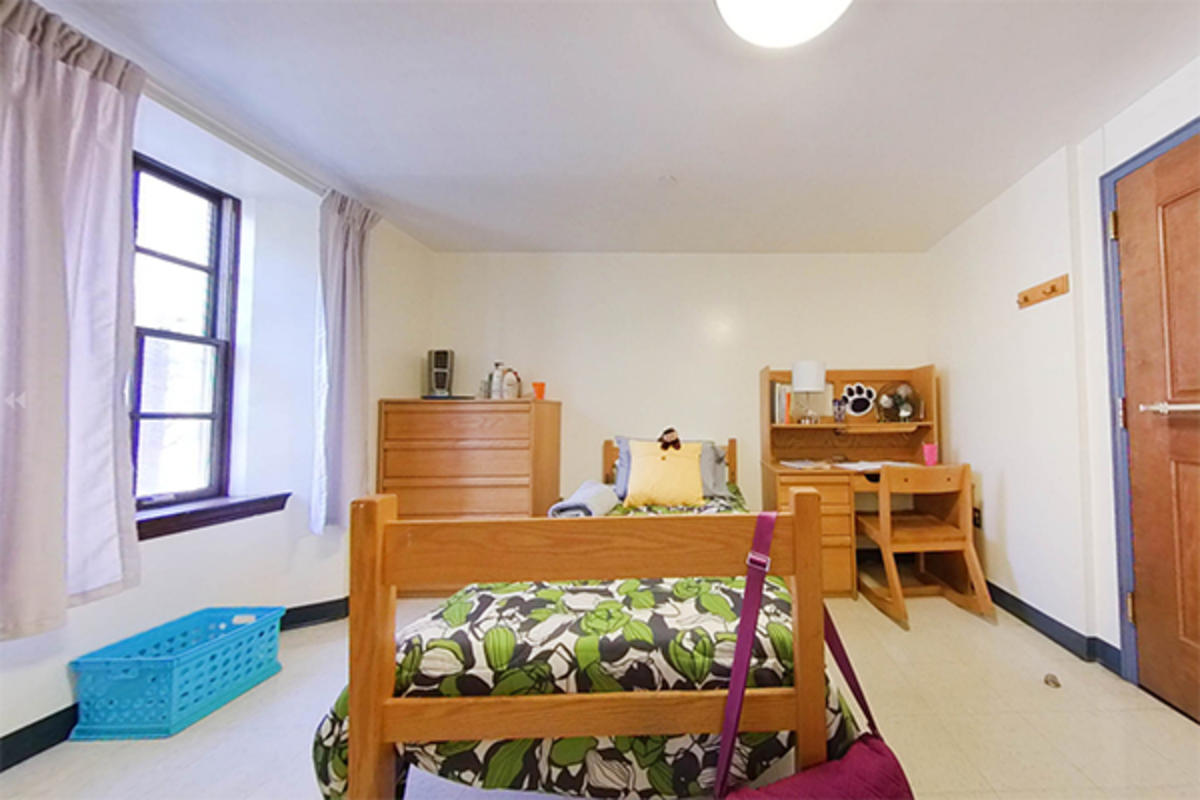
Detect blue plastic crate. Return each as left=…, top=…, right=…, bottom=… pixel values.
left=69, top=606, right=284, bottom=740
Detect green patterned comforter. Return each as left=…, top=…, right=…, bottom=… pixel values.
left=607, top=483, right=748, bottom=517
left=313, top=576, right=862, bottom=799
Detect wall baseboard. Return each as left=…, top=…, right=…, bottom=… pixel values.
left=280, top=596, right=348, bottom=630
left=0, top=595, right=351, bottom=773
left=0, top=705, right=77, bottom=773
left=987, top=582, right=1122, bottom=677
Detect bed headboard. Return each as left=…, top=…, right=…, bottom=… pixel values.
left=602, top=438, right=738, bottom=485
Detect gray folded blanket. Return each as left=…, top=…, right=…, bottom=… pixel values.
left=547, top=480, right=620, bottom=518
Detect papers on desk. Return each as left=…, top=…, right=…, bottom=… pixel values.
left=779, top=459, right=915, bottom=471
left=830, top=460, right=915, bottom=471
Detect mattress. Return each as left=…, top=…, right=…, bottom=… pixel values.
left=313, top=574, right=862, bottom=799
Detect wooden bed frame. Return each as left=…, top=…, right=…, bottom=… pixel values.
left=602, top=438, right=738, bottom=485
left=348, top=488, right=825, bottom=799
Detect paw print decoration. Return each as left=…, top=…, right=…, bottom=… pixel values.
left=841, top=383, right=876, bottom=417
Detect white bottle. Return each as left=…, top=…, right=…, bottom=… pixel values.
left=502, top=369, right=520, bottom=399
left=488, top=362, right=506, bottom=399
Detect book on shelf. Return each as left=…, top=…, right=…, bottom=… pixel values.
left=771, top=382, right=792, bottom=424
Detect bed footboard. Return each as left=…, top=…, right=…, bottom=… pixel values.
left=348, top=490, right=824, bottom=799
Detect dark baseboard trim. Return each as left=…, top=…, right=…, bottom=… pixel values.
left=281, top=597, right=348, bottom=630
left=0, top=705, right=77, bottom=773
left=988, top=582, right=1122, bottom=677
left=1090, top=637, right=1122, bottom=674
left=1, top=594, right=349, bottom=773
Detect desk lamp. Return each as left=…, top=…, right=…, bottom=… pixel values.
left=792, top=360, right=825, bottom=424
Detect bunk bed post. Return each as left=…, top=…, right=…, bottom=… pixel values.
left=788, top=487, right=826, bottom=770
left=349, top=495, right=398, bottom=800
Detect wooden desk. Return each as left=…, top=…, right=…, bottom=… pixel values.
left=759, top=365, right=942, bottom=597
left=762, top=465, right=879, bottom=597
left=764, top=463, right=969, bottom=598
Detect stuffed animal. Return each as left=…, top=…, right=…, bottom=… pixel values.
left=658, top=427, right=681, bottom=450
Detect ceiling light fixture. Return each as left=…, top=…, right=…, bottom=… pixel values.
left=715, top=0, right=854, bottom=49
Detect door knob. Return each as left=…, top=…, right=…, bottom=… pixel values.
left=1138, top=401, right=1200, bottom=416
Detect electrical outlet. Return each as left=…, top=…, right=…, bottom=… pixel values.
left=973, top=508, right=983, bottom=528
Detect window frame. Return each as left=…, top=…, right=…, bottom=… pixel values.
left=130, top=153, right=241, bottom=510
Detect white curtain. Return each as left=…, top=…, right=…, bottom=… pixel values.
left=0, top=0, right=143, bottom=639
left=311, top=191, right=379, bottom=533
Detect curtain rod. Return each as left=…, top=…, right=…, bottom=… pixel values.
left=143, top=77, right=330, bottom=197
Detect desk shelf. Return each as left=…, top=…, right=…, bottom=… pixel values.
left=770, top=422, right=932, bottom=435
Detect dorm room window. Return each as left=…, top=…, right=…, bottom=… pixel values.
left=131, top=155, right=239, bottom=510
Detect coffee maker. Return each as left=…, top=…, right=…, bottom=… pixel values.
left=425, top=349, right=454, bottom=397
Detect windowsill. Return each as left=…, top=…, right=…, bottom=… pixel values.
left=136, top=493, right=291, bottom=541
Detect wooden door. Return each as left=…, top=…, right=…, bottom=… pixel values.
left=1116, top=131, right=1200, bottom=720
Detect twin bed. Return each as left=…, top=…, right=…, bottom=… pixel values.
left=313, top=440, right=862, bottom=799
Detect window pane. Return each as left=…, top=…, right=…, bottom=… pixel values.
left=135, top=171, right=215, bottom=265
left=140, top=337, right=216, bottom=414
left=136, top=418, right=212, bottom=498
left=135, top=253, right=211, bottom=335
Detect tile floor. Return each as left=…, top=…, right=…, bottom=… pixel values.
left=1, top=596, right=1197, bottom=799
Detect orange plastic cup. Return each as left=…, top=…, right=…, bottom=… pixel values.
left=532, top=382, right=546, bottom=400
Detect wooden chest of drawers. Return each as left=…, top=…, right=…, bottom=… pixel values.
left=377, top=399, right=561, bottom=519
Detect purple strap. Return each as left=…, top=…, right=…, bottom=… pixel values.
left=823, top=607, right=879, bottom=737
left=714, top=512, right=776, bottom=799
left=714, top=515, right=880, bottom=798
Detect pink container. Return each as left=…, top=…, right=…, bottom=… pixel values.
left=922, top=443, right=939, bottom=466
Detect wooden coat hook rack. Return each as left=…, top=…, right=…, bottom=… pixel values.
left=1017, top=274, right=1069, bottom=309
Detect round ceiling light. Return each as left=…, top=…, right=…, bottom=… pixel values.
left=715, top=0, right=854, bottom=49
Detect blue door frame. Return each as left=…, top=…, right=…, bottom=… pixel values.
left=1099, top=116, right=1200, bottom=684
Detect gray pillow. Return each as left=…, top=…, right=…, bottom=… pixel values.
left=613, top=436, right=729, bottom=499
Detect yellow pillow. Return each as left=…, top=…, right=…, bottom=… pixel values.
left=624, top=440, right=705, bottom=507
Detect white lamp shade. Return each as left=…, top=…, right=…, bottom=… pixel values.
left=791, top=360, right=826, bottom=392
left=716, top=0, right=854, bottom=49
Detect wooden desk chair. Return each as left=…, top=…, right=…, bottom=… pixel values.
left=855, top=464, right=995, bottom=628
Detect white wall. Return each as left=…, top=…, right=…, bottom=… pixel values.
left=364, top=221, right=436, bottom=482
left=0, top=100, right=343, bottom=736
left=427, top=252, right=936, bottom=509
left=929, top=57, right=1200, bottom=646
left=928, top=150, right=1091, bottom=633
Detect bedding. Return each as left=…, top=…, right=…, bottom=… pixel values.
left=609, top=482, right=748, bottom=516
left=313, top=576, right=863, bottom=799
left=550, top=480, right=622, bottom=518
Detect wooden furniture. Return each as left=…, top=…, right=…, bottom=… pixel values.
left=348, top=490, right=828, bottom=800
left=376, top=398, right=561, bottom=520
left=759, top=366, right=941, bottom=597
left=601, top=438, right=738, bottom=485
left=855, top=464, right=995, bottom=628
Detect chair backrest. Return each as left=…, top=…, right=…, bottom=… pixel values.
left=879, top=464, right=967, bottom=495
left=875, top=464, right=973, bottom=541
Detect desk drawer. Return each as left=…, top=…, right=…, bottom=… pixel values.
left=851, top=474, right=881, bottom=493
left=382, top=445, right=531, bottom=479
left=822, top=545, right=854, bottom=595
left=821, top=513, right=852, bottom=538
left=777, top=477, right=852, bottom=510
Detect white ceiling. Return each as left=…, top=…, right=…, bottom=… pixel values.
left=53, top=0, right=1200, bottom=252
